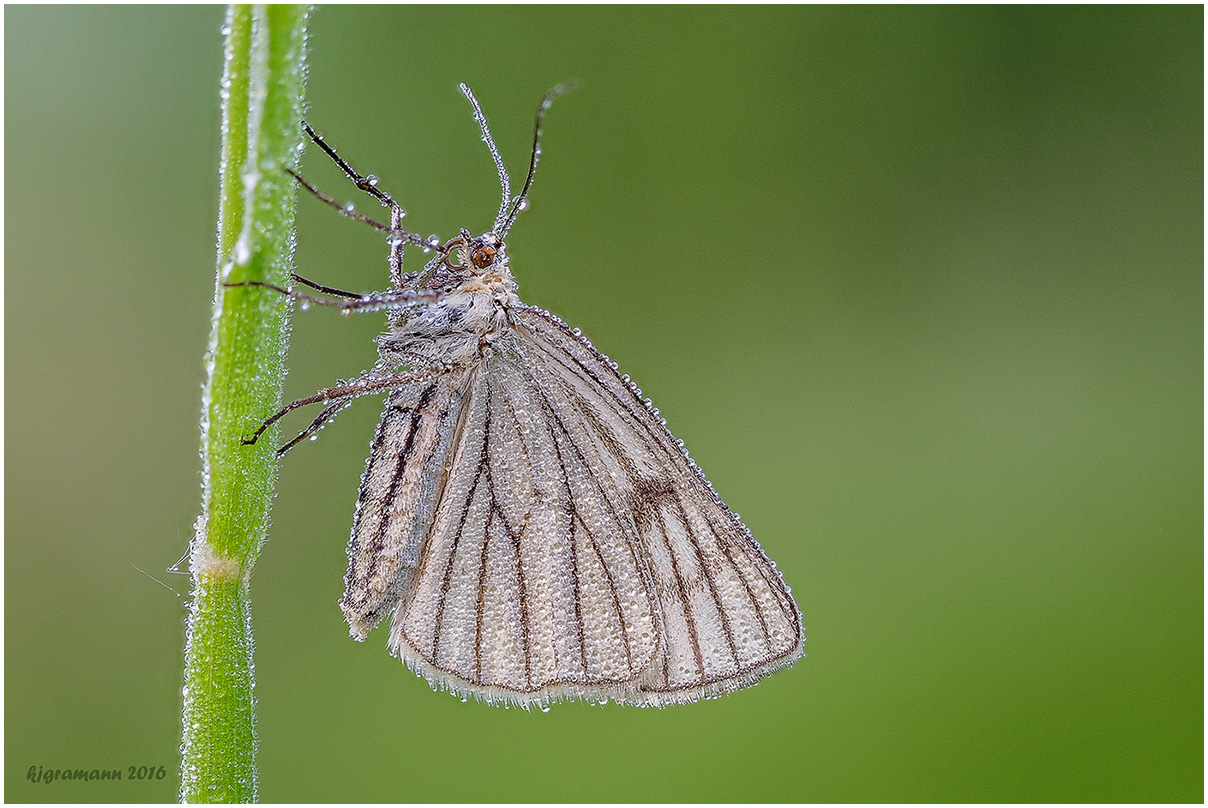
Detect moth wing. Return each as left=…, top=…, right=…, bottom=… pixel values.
left=386, top=351, right=662, bottom=706
left=513, top=306, right=804, bottom=707
left=342, top=375, right=470, bottom=639
left=353, top=305, right=802, bottom=708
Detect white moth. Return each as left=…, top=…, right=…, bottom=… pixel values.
left=237, top=84, right=803, bottom=709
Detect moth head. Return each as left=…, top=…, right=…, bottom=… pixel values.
left=444, top=230, right=505, bottom=276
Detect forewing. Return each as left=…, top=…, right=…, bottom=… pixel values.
left=514, top=306, right=804, bottom=706
left=386, top=352, right=661, bottom=706
left=342, top=375, right=468, bottom=639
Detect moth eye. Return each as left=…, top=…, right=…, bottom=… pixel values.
left=471, top=247, right=496, bottom=269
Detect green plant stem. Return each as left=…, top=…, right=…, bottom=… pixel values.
left=182, top=5, right=309, bottom=803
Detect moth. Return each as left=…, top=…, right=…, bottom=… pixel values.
left=233, top=84, right=803, bottom=708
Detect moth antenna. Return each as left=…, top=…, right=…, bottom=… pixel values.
left=499, top=80, right=581, bottom=237
left=459, top=83, right=512, bottom=233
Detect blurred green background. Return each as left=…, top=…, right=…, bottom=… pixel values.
left=5, top=5, right=1202, bottom=802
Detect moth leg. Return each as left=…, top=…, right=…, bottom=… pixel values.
left=242, top=368, right=443, bottom=448
left=286, top=167, right=438, bottom=252
left=301, top=121, right=402, bottom=213
left=290, top=272, right=362, bottom=300
left=287, top=270, right=435, bottom=305
left=276, top=398, right=352, bottom=457
left=292, top=122, right=440, bottom=259
left=224, top=280, right=443, bottom=313
left=388, top=204, right=406, bottom=290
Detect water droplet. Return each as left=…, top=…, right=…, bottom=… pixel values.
left=366, top=174, right=378, bottom=186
